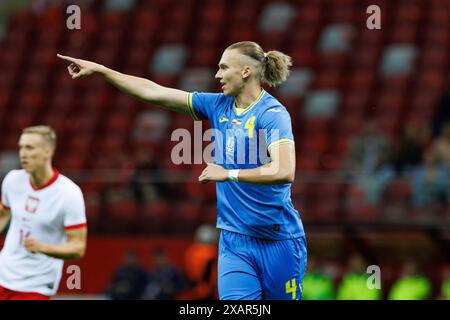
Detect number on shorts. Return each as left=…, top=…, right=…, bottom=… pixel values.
left=285, top=278, right=297, bottom=300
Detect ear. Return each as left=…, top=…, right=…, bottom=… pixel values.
left=45, top=145, right=55, bottom=159
left=242, top=66, right=252, bottom=79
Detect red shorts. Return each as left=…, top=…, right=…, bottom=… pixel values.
left=0, top=285, right=51, bottom=300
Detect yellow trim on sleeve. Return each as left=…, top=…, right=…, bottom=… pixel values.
left=267, top=138, right=295, bottom=151
left=187, top=93, right=200, bottom=121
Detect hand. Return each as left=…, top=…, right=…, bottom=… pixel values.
left=57, top=54, right=105, bottom=79
left=198, top=163, right=228, bottom=184
left=24, top=236, right=44, bottom=254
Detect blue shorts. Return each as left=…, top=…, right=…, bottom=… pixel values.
left=218, top=230, right=307, bottom=300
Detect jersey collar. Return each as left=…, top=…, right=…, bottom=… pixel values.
left=233, top=90, right=265, bottom=116
left=30, top=168, right=60, bottom=191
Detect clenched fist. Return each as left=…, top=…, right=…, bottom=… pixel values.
left=198, top=163, right=229, bottom=184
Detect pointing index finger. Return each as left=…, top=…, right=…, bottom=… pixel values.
left=57, top=54, right=77, bottom=63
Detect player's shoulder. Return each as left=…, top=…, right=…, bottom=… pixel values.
left=57, top=173, right=83, bottom=195
left=2, top=169, right=28, bottom=185
left=258, top=93, right=289, bottom=119
left=260, top=91, right=287, bottom=113
left=194, top=91, right=233, bottom=105
left=218, top=93, right=235, bottom=105
left=209, top=92, right=234, bottom=108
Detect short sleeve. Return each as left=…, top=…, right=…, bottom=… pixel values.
left=1, top=173, right=11, bottom=209
left=63, top=186, right=87, bottom=231
left=260, top=107, right=295, bottom=152
left=188, top=92, right=223, bottom=121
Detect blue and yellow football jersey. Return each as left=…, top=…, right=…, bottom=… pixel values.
left=188, top=90, right=304, bottom=240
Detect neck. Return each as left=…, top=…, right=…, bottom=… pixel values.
left=30, top=164, right=54, bottom=188
left=235, top=83, right=263, bottom=109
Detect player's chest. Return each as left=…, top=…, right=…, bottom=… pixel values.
left=215, top=110, right=260, bottom=140
left=9, top=191, right=63, bottom=226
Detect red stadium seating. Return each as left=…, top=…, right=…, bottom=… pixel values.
left=168, top=201, right=202, bottom=234
left=381, top=179, right=412, bottom=221
left=137, top=200, right=171, bottom=234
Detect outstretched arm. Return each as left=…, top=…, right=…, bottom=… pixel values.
left=57, top=54, right=191, bottom=116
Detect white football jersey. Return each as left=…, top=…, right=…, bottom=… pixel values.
left=0, top=169, right=86, bottom=296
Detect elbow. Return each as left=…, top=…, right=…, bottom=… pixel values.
left=275, top=169, right=295, bottom=184
left=286, top=172, right=295, bottom=183
left=284, top=172, right=295, bottom=184
left=72, top=253, right=84, bottom=260
left=78, top=248, right=86, bottom=259
left=71, top=253, right=82, bottom=260
left=143, top=83, right=164, bottom=103
left=73, top=245, right=86, bottom=259
left=141, top=88, right=156, bottom=102
left=74, top=252, right=85, bottom=260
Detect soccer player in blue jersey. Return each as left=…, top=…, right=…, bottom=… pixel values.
left=58, top=41, right=307, bottom=300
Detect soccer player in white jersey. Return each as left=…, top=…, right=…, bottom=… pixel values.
left=0, top=126, right=87, bottom=300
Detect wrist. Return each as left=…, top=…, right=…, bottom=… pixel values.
left=96, top=64, right=108, bottom=76
left=37, top=242, right=48, bottom=254
left=228, top=169, right=240, bottom=182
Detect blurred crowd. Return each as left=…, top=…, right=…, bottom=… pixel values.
left=104, top=224, right=219, bottom=300
left=302, top=253, right=450, bottom=300
left=102, top=225, right=450, bottom=300
left=344, top=113, right=450, bottom=209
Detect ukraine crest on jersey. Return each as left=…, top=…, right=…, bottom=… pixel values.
left=187, top=90, right=304, bottom=240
